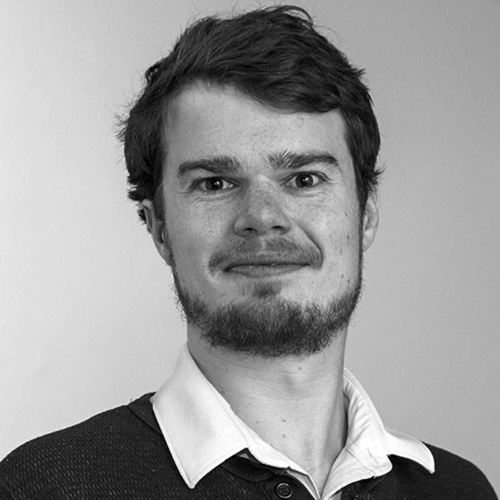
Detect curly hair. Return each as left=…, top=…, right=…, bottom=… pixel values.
left=119, top=5, right=381, bottom=223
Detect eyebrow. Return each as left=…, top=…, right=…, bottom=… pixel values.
left=177, top=157, right=241, bottom=178
left=176, top=151, right=338, bottom=179
left=269, top=151, right=339, bottom=171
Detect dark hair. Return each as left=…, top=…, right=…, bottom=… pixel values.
left=120, top=5, right=381, bottom=223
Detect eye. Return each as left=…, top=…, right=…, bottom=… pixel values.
left=196, top=177, right=235, bottom=192
left=288, top=172, right=324, bottom=189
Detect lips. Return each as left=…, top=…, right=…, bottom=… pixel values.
left=225, top=256, right=308, bottom=269
left=224, top=256, right=309, bottom=277
left=209, top=239, right=322, bottom=275
left=227, top=264, right=305, bottom=278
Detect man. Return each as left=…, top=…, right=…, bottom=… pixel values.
left=0, top=5, right=496, bottom=499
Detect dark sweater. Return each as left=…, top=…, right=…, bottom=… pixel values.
left=0, top=394, right=496, bottom=499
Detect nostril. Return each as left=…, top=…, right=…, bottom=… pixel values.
left=234, top=215, right=291, bottom=237
left=243, top=224, right=286, bottom=235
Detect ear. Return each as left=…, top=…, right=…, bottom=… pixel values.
left=361, top=190, right=379, bottom=251
left=141, top=200, right=174, bottom=266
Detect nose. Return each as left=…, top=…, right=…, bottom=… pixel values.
left=233, top=182, right=292, bottom=237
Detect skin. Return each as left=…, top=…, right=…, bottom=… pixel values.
left=142, top=83, right=378, bottom=494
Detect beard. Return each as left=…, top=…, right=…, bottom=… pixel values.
left=170, top=255, right=363, bottom=359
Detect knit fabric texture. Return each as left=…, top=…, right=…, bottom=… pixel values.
left=0, top=394, right=497, bottom=499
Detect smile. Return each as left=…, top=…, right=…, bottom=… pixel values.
left=225, top=263, right=306, bottom=278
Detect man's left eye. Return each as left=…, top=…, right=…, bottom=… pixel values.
left=288, top=173, right=324, bottom=189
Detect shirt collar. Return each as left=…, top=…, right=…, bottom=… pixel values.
left=152, top=344, right=434, bottom=493
left=324, top=370, right=435, bottom=495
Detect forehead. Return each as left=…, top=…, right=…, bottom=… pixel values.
left=163, top=83, right=352, bottom=173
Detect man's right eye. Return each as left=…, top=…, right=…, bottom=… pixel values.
left=195, top=177, right=235, bottom=192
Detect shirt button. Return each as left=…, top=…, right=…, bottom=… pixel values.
left=275, top=482, right=293, bottom=499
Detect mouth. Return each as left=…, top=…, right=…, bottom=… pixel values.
left=225, top=261, right=308, bottom=278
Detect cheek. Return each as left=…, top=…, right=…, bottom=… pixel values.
left=341, top=207, right=362, bottom=255
left=342, top=230, right=362, bottom=278
left=165, top=206, right=221, bottom=273
left=321, top=209, right=362, bottom=272
left=332, top=227, right=360, bottom=263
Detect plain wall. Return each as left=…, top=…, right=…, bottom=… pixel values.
left=1, top=0, right=499, bottom=490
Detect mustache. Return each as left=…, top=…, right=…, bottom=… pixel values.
left=209, top=238, right=322, bottom=271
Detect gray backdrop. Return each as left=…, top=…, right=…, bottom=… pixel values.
left=1, top=0, right=499, bottom=491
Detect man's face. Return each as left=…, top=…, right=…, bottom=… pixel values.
left=145, top=83, right=378, bottom=356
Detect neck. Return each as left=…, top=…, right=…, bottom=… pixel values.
left=187, top=327, right=348, bottom=493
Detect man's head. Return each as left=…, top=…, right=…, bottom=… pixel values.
left=121, top=5, right=380, bottom=223
left=120, top=6, right=381, bottom=357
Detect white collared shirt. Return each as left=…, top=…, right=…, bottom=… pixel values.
left=152, top=344, right=434, bottom=499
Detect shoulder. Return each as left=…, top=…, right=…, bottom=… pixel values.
left=1, top=393, right=161, bottom=464
left=388, top=444, right=497, bottom=499
left=0, top=393, right=180, bottom=499
left=428, top=444, right=496, bottom=494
